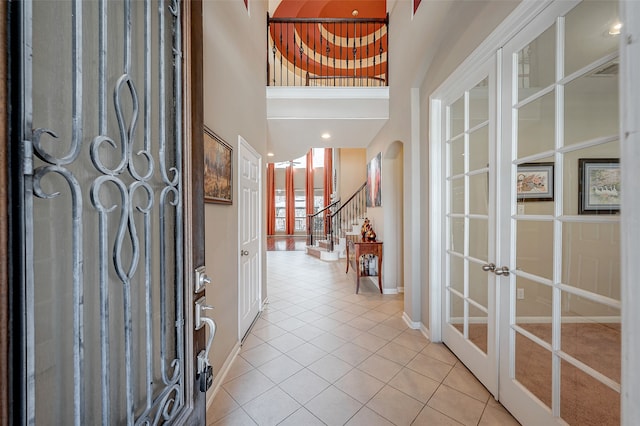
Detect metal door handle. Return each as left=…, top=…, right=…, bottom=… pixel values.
left=482, top=263, right=496, bottom=272
left=195, top=296, right=216, bottom=391
left=241, top=250, right=249, bottom=256
left=494, top=266, right=510, bottom=276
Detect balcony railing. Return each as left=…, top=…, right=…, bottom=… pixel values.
left=267, top=14, right=389, bottom=87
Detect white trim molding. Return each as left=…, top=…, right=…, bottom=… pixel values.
left=402, top=311, right=421, bottom=330
left=621, top=1, right=640, bottom=424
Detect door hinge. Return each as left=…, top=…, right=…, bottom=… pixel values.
left=23, top=139, right=33, bottom=176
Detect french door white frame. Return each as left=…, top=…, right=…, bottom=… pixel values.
left=620, top=1, right=640, bottom=424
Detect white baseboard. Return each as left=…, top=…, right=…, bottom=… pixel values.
left=206, top=341, right=241, bottom=410
left=261, top=296, right=269, bottom=310
left=402, top=312, right=421, bottom=329
left=420, top=323, right=431, bottom=341
left=383, top=288, right=399, bottom=295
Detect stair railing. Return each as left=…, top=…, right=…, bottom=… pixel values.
left=307, top=182, right=367, bottom=252
left=307, top=199, right=341, bottom=248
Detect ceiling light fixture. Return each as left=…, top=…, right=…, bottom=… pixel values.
left=267, top=152, right=274, bottom=157
left=352, top=9, right=359, bottom=17
left=321, top=133, right=331, bottom=140
left=609, top=22, right=622, bottom=35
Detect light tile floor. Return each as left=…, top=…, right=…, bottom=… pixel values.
left=208, top=251, right=520, bottom=426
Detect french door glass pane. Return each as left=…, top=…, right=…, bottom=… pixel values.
left=450, top=96, right=465, bottom=138
left=517, top=24, right=556, bottom=102
left=469, top=173, right=488, bottom=215
left=451, top=178, right=465, bottom=214
left=560, top=295, right=620, bottom=382
left=515, top=278, right=553, bottom=345
left=469, top=264, right=488, bottom=307
left=516, top=220, right=553, bottom=279
left=450, top=218, right=465, bottom=254
left=562, top=141, right=619, bottom=215
left=449, top=255, right=465, bottom=294
left=515, top=332, right=552, bottom=409
left=468, top=303, right=488, bottom=353
left=469, top=77, right=489, bottom=128
left=564, top=68, right=619, bottom=146
left=450, top=137, right=465, bottom=176
left=561, top=222, right=620, bottom=300
left=564, top=1, right=619, bottom=76
left=450, top=293, right=465, bottom=333
left=560, top=359, right=620, bottom=426
left=517, top=90, right=555, bottom=158
left=469, top=126, right=489, bottom=171
left=469, top=218, right=488, bottom=260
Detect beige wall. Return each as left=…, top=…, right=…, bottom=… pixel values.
left=202, top=0, right=268, bottom=396
left=337, top=148, right=366, bottom=202
left=417, top=1, right=521, bottom=328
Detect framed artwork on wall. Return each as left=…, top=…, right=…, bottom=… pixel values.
left=204, top=127, right=233, bottom=204
left=516, top=162, right=554, bottom=201
left=578, top=158, right=620, bottom=215
left=366, top=152, right=382, bottom=207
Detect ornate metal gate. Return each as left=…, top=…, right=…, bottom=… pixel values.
left=11, top=0, right=189, bottom=423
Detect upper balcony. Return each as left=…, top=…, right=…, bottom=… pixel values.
left=266, top=13, right=390, bottom=162
left=267, top=14, right=389, bottom=87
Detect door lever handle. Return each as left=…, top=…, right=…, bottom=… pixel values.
left=482, top=263, right=496, bottom=272
left=494, top=266, right=510, bottom=276
left=195, top=296, right=216, bottom=391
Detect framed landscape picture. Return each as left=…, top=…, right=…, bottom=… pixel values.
left=578, top=158, right=620, bottom=215
left=204, top=127, right=232, bottom=204
left=516, top=162, right=554, bottom=201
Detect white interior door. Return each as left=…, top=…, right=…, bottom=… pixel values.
left=498, top=1, right=621, bottom=424
left=440, top=58, right=498, bottom=395
left=238, top=137, right=262, bottom=340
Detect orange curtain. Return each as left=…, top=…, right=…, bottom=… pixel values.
left=324, top=148, right=333, bottom=206
left=266, top=163, right=275, bottom=235
left=306, top=150, right=314, bottom=216
left=285, top=165, right=295, bottom=234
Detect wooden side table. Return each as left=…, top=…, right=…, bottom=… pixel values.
left=346, top=237, right=383, bottom=294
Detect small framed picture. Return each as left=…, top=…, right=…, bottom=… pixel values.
left=517, top=162, right=554, bottom=201
left=578, top=158, right=620, bottom=215
left=204, top=127, right=233, bottom=204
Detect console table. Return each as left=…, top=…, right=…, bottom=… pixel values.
left=346, top=237, right=383, bottom=294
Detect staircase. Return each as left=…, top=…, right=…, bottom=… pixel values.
left=306, top=182, right=367, bottom=261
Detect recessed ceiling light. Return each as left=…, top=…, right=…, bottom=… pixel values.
left=321, top=133, right=331, bottom=140
left=267, top=152, right=274, bottom=157
left=352, top=9, right=359, bottom=17
left=609, top=22, right=622, bottom=35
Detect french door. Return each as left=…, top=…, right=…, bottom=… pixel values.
left=8, top=0, right=208, bottom=423
left=440, top=1, right=621, bottom=424
left=498, top=1, right=621, bottom=424
left=441, top=60, right=498, bottom=395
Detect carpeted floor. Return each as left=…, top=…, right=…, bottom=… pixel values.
left=456, top=322, right=620, bottom=425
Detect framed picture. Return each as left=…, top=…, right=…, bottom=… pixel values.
left=578, top=158, right=620, bottom=215
left=366, top=152, right=382, bottom=207
left=517, top=162, right=554, bottom=201
left=204, top=127, right=232, bottom=204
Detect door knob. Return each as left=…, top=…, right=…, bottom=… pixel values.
left=241, top=250, right=249, bottom=256
left=494, top=266, right=510, bottom=276
left=482, top=263, right=496, bottom=272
